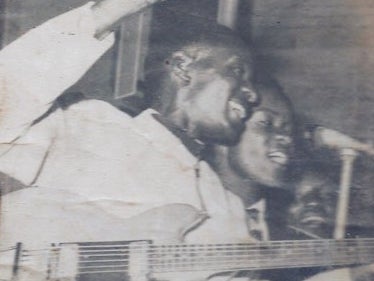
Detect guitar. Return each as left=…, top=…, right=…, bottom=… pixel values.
left=1, top=234, right=374, bottom=281
left=1, top=189, right=373, bottom=281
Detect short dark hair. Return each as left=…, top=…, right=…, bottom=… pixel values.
left=143, top=17, right=251, bottom=108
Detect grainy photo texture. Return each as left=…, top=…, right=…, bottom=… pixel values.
left=0, top=1, right=373, bottom=281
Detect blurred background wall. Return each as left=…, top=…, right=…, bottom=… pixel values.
left=249, top=0, right=374, bottom=142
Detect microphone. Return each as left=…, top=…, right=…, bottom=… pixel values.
left=307, top=126, right=374, bottom=157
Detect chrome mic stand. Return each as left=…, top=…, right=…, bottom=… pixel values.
left=334, top=148, right=358, bottom=239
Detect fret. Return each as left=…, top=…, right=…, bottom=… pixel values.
left=54, top=244, right=78, bottom=279
left=47, top=243, right=59, bottom=279
left=275, top=241, right=297, bottom=267
left=333, top=240, right=355, bottom=266
left=341, top=239, right=357, bottom=265
left=357, top=238, right=374, bottom=264
left=289, top=240, right=306, bottom=266
left=128, top=241, right=149, bottom=281
left=317, top=239, right=331, bottom=267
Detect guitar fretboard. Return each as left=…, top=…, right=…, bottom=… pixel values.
left=149, top=239, right=374, bottom=273
left=15, top=238, right=374, bottom=277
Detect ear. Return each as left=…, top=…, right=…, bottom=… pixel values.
left=165, top=51, right=193, bottom=86
left=242, top=86, right=259, bottom=105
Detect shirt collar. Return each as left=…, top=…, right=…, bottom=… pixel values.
left=246, top=198, right=266, bottom=213
left=133, top=109, right=205, bottom=163
left=151, top=113, right=207, bottom=159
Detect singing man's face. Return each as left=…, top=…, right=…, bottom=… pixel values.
left=228, top=85, right=295, bottom=187
left=163, top=42, right=258, bottom=145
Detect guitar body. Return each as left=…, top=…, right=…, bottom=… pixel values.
left=0, top=188, right=209, bottom=281
left=1, top=188, right=373, bottom=281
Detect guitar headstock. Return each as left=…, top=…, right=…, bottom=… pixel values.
left=1, top=240, right=152, bottom=281
left=0, top=244, right=18, bottom=281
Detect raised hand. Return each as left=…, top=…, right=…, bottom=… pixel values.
left=92, top=0, right=166, bottom=39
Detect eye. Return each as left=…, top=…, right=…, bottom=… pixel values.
left=283, top=126, right=292, bottom=135
left=231, top=65, right=244, bottom=77
left=257, top=119, right=272, bottom=127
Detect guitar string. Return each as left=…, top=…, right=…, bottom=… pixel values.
left=19, top=250, right=374, bottom=275
left=23, top=254, right=373, bottom=266
left=18, top=238, right=374, bottom=253
left=20, top=241, right=374, bottom=258
left=76, top=261, right=371, bottom=274
left=21, top=254, right=374, bottom=267
left=0, top=246, right=16, bottom=253
left=20, top=245, right=374, bottom=265
left=63, top=238, right=374, bottom=247
left=17, top=237, right=374, bottom=248
left=21, top=245, right=374, bottom=255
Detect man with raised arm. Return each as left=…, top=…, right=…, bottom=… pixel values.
left=0, top=1, right=264, bottom=280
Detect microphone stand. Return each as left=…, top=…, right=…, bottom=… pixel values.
left=334, top=148, right=358, bottom=239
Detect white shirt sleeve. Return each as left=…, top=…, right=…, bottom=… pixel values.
left=0, top=2, right=114, bottom=142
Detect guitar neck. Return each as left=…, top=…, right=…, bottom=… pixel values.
left=5, top=238, right=374, bottom=279
left=149, top=238, right=374, bottom=273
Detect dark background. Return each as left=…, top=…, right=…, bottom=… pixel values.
left=0, top=0, right=373, bottom=233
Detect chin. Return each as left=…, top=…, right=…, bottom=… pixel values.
left=258, top=177, right=286, bottom=188
left=252, top=169, right=289, bottom=188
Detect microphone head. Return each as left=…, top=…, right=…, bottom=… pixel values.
left=314, top=127, right=357, bottom=149
left=308, top=126, right=374, bottom=156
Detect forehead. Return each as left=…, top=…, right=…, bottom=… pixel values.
left=252, top=85, right=293, bottom=121
left=296, top=173, right=336, bottom=195
left=253, top=103, right=293, bottom=124
left=184, top=42, right=252, bottom=64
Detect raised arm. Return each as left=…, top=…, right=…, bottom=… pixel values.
left=92, top=0, right=164, bottom=39
left=0, top=0, right=163, bottom=141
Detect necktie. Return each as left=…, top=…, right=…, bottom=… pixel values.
left=246, top=199, right=270, bottom=241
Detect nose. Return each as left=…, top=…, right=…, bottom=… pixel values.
left=275, top=134, right=293, bottom=146
left=240, top=86, right=259, bottom=104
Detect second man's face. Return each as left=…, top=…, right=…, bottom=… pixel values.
left=228, top=86, right=295, bottom=187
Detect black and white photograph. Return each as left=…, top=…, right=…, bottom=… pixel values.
left=0, top=0, right=373, bottom=280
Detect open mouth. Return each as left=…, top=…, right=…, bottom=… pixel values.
left=300, top=215, right=326, bottom=225
left=268, top=151, right=289, bottom=165
left=299, top=209, right=327, bottom=224
left=228, top=100, right=247, bottom=120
